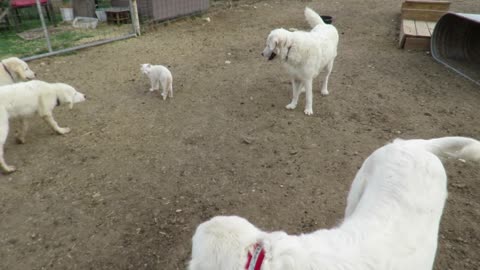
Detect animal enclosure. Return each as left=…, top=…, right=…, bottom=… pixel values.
left=1, top=0, right=479, bottom=270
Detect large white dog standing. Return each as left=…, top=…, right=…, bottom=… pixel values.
left=0, top=80, right=86, bottom=173
left=262, top=8, right=339, bottom=115
left=189, top=137, right=480, bottom=270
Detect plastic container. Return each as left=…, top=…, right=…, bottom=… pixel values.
left=321, top=15, right=333, bottom=24
left=60, top=7, right=74, bottom=22
left=72, top=17, right=99, bottom=29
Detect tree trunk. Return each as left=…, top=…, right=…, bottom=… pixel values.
left=73, top=0, right=96, bottom=17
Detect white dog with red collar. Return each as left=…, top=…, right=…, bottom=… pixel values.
left=189, top=137, right=480, bottom=270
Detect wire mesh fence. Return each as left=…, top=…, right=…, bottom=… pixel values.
left=0, top=0, right=139, bottom=60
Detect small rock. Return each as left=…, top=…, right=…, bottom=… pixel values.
left=451, top=183, right=467, bottom=189
left=242, top=137, right=253, bottom=144
left=225, top=60, right=231, bottom=64
left=175, top=209, right=183, bottom=213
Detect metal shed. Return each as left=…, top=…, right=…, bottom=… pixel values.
left=112, top=0, right=209, bottom=21
left=431, top=13, right=480, bottom=85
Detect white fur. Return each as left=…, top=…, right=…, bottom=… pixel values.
left=0, top=80, right=86, bottom=173
left=262, top=7, right=339, bottom=115
left=0, top=57, right=36, bottom=86
left=140, top=63, right=174, bottom=100
left=189, top=137, right=480, bottom=270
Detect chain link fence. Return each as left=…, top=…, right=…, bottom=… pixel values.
left=0, top=0, right=140, bottom=60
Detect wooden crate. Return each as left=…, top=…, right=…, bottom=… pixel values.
left=399, top=0, right=451, bottom=50
left=105, top=7, right=131, bottom=25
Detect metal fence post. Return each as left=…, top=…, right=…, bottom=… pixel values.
left=129, top=0, right=141, bottom=36
left=36, top=0, right=52, bottom=52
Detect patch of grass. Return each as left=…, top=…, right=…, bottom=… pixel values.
left=0, top=27, right=93, bottom=59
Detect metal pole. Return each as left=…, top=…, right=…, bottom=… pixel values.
left=36, top=0, right=52, bottom=52
left=129, top=0, right=141, bottom=36
left=22, top=33, right=137, bottom=62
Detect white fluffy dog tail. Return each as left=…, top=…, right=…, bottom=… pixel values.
left=305, top=7, right=325, bottom=28
left=395, top=137, right=480, bottom=162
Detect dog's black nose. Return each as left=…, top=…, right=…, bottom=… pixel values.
left=261, top=52, right=264, bottom=56
left=84, top=95, right=87, bottom=99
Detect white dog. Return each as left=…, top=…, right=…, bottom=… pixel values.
left=0, top=80, right=86, bottom=173
left=262, top=8, right=339, bottom=115
left=0, top=57, right=36, bottom=86
left=189, top=137, right=480, bottom=270
left=140, top=63, right=173, bottom=100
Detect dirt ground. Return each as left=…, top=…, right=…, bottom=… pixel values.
left=1, top=0, right=480, bottom=269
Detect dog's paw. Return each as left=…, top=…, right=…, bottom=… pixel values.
left=57, top=127, right=71, bottom=135
left=321, top=89, right=329, bottom=96
left=286, top=103, right=297, bottom=110
left=3, top=165, right=17, bottom=174
left=304, top=108, right=313, bottom=115
left=161, top=93, right=167, bottom=100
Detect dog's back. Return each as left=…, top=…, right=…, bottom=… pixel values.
left=0, top=80, right=52, bottom=118
left=343, top=137, right=480, bottom=269
left=304, top=7, right=339, bottom=47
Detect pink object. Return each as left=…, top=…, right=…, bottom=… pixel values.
left=11, top=0, right=48, bottom=8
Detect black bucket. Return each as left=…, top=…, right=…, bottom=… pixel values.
left=321, top=15, right=333, bottom=24
left=431, top=13, right=480, bottom=85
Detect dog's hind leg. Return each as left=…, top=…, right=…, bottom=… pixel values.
left=286, top=79, right=303, bottom=110
left=42, top=114, right=71, bottom=135
left=168, top=77, right=173, bottom=98
left=321, top=60, right=334, bottom=96
left=160, top=78, right=172, bottom=100
left=304, top=79, right=314, bottom=115
left=15, top=117, right=29, bottom=144
left=0, top=108, right=16, bottom=173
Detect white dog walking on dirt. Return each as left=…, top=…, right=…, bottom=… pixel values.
left=262, top=7, right=339, bottom=115
left=0, top=80, right=86, bottom=174
left=140, top=63, right=173, bottom=100
left=189, top=136, right=480, bottom=270
left=0, top=57, right=36, bottom=86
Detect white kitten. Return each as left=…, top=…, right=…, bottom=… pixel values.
left=140, top=63, right=173, bottom=100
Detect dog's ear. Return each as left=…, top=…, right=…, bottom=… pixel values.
left=9, top=60, right=27, bottom=80
left=56, top=86, right=75, bottom=109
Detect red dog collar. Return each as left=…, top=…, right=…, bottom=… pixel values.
left=245, top=244, right=266, bottom=270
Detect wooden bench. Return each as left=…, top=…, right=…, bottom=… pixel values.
left=399, top=0, right=451, bottom=50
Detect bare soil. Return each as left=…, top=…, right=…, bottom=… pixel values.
left=1, top=1, right=480, bottom=269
